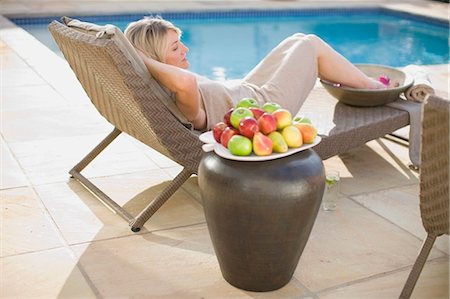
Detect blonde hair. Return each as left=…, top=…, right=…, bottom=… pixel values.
left=125, top=16, right=182, bottom=63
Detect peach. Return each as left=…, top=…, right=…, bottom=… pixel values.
left=294, top=123, right=317, bottom=144
left=272, top=108, right=293, bottom=130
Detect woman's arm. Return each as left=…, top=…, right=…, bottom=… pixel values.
left=139, top=53, right=206, bottom=129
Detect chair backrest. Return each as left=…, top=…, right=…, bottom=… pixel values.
left=419, top=95, right=449, bottom=236
left=48, top=19, right=203, bottom=172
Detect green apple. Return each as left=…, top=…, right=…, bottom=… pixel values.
left=293, top=116, right=312, bottom=124
left=228, top=135, right=252, bottom=156
left=262, top=102, right=281, bottom=113
left=230, top=107, right=253, bottom=129
left=237, top=98, right=260, bottom=108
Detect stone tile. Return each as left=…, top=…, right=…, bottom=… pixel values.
left=319, top=257, right=449, bottom=299
left=1, top=27, right=59, bottom=64
left=90, top=169, right=205, bottom=231
left=352, top=185, right=449, bottom=254
left=131, top=138, right=181, bottom=169
left=163, top=165, right=186, bottom=178
left=34, top=181, right=134, bottom=245
left=0, top=48, right=29, bottom=69
left=324, top=138, right=419, bottom=196
left=1, top=28, right=92, bottom=105
left=1, top=105, right=110, bottom=143
left=0, top=20, right=34, bottom=40
left=35, top=169, right=205, bottom=244
left=27, top=51, right=93, bottom=106
left=0, top=187, right=63, bottom=257
left=181, top=176, right=202, bottom=204
left=0, top=139, right=28, bottom=189
left=293, top=196, right=444, bottom=292
left=2, top=84, right=69, bottom=111
left=0, top=247, right=97, bottom=298
left=70, top=224, right=311, bottom=298
left=8, top=134, right=159, bottom=185
left=0, top=68, right=46, bottom=87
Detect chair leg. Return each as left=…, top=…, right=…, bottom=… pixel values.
left=130, top=168, right=194, bottom=232
left=70, top=127, right=195, bottom=232
left=399, top=234, right=437, bottom=299
left=69, top=128, right=134, bottom=222
left=70, top=128, right=122, bottom=173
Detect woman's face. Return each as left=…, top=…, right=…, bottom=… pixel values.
left=164, top=29, right=189, bottom=69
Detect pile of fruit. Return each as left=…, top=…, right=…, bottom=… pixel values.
left=212, top=98, right=318, bottom=156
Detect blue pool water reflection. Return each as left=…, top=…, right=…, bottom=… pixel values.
left=12, top=9, right=450, bottom=80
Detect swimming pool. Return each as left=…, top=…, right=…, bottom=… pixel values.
left=11, top=8, right=450, bottom=80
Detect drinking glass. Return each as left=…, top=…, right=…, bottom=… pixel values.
left=322, top=171, right=340, bottom=211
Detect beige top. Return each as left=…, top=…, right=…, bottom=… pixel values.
left=198, top=33, right=318, bottom=130
left=197, top=77, right=257, bottom=129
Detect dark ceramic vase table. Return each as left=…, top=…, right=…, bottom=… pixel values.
left=198, top=149, right=325, bottom=291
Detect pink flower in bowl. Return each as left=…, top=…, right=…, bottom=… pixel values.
left=378, top=74, right=390, bottom=86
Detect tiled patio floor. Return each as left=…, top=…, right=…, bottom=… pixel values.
left=1, top=1, right=449, bottom=298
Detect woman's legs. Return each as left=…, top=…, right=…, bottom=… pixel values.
left=242, top=33, right=318, bottom=114
left=240, top=33, right=385, bottom=115
left=305, top=34, right=385, bottom=89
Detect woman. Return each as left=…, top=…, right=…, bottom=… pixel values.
left=125, top=16, right=385, bottom=130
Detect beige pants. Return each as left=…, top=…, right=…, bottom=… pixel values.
left=242, top=33, right=318, bottom=114
left=199, top=33, right=318, bottom=129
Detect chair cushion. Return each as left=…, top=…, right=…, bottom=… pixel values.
left=61, top=16, right=193, bottom=129
left=62, top=16, right=151, bottom=84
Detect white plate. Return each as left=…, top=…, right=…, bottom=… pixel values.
left=199, top=131, right=321, bottom=161
left=199, top=130, right=217, bottom=144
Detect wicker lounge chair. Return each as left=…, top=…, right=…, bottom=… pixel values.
left=399, top=95, right=449, bottom=299
left=49, top=18, right=203, bottom=232
left=298, top=87, right=411, bottom=160
left=48, top=17, right=415, bottom=232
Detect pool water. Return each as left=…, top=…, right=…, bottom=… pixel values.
left=12, top=9, right=450, bottom=80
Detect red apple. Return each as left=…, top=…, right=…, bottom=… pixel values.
left=220, top=127, right=239, bottom=148
left=212, top=122, right=228, bottom=143
left=230, top=107, right=253, bottom=129
left=258, top=113, right=277, bottom=135
left=253, top=132, right=273, bottom=156
left=239, top=117, right=259, bottom=139
left=223, top=108, right=234, bottom=127
left=249, top=107, right=265, bottom=120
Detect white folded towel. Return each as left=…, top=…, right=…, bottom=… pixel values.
left=402, top=65, right=435, bottom=103
left=386, top=99, right=422, bottom=167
